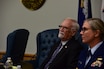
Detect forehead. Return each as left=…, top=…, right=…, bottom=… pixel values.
left=83, top=21, right=91, bottom=28
left=61, top=19, right=72, bottom=27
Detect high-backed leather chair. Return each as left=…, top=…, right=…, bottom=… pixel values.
left=36, top=29, right=60, bottom=69
left=26, top=29, right=59, bottom=69
left=0, top=29, right=29, bottom=65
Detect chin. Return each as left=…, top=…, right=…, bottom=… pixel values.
left=82, top=40, right=87, bottom=43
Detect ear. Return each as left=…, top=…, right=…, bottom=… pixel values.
left=95, top=30, right=100, bottom=37
left=71, top=30, right=76, bottom=36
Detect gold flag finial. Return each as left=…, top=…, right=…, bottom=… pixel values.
left=80, top=0, right=84, bottom=8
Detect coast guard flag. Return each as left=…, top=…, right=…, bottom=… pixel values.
left=101, top=0, right=104, bottom=22
left=78, top=0, right=92, bottom=31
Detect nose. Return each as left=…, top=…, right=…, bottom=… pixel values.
left=80, top=30, right=83, bottom=35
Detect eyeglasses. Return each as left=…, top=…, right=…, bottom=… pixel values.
left=58, top=25, right=70, bottom=30
left=81, top=27, right=91, bottom=32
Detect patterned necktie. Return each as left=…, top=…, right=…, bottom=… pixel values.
left=44, top=43, right=62, bottom=69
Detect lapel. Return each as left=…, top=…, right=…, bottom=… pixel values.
left=59, top=37, right=76, bottom=53
left=52, top=37, right=75, bottom=61
left=55, top=40, right=70, bottom=57
left=85, top=41, right=104, bottom=68
left=78, top=49, right=88, bottom=69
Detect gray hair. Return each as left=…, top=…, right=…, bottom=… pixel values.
left=65, top=17, right=80, bottom=32
left=84, top=18, right=104, bottom=40
left=71, top=20, right=80, bottom=32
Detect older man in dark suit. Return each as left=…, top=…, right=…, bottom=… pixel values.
left=40, top=17, right=83, bottom=69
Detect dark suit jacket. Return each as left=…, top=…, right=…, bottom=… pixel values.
left=78, top=41, right=104, bottom=69
left=40, top=37, right=83, bottom=69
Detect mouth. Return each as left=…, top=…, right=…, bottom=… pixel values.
left=81, top=36, right=85, bottom=40
left=58, top=32, right=64, bottom=38
left=60, top=32, right=64, bottom=35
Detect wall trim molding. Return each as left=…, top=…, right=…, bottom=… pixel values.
left=0, top=51, right=36, bottom=60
